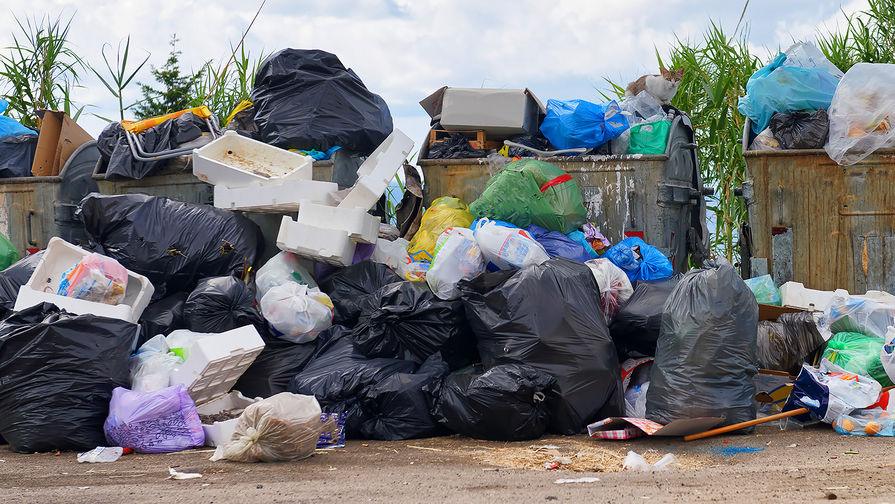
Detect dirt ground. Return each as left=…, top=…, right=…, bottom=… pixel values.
left=2, top=424, right=894, bottom=503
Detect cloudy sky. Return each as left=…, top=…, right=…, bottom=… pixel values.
left=0, top=0, right=867, bottom=148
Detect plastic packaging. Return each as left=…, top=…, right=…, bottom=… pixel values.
left=646, top=259, right=758, bottom=428
left=834, top=408, right=895, bottom=436
left=259, top=282, right=334, bottom=343
left=818, top=293, right=895, bottom=339
left=756, top=312, right=825, bottom=376
left=783, top=41, right=844, bottom=78
left=183, top=276, right=262, bottom=333
left=748, top=128, right=781, bottom=151
left=407, top=197, right=475, bottom=263
left=469, top=164, right=562, bottom=232
left=825, top=63, right=895, bottom=165
left=629, top=120, right=671, bottom=154
left=744, top=274, right=782, bottom=306
left=584, top=258, right=634, bottom=319
left=472, top=219, right=550, bottom=271
left=784, top=361, right=882, bottom=424
left=517, top=160, right=587, bottom=234
left=371, top=238, right=427, bottom=281
left=130, top=334, right=184, bottom=392
left=621, top=91, right=666, bottom=126
left=254, top=251, right=317, bottom=302
left=77, top=446, right=125, bottom=463
left=822, top=332, right=892, bottom=386
left=57, top=253, right=128, bottom=305
left=426, top=227, right=486, bottom=300
left=769, top=109, right=829, bottom=149
left=540, top=99, right=629, bottom=150
left=210, top=392, right=329, bottom=463
left=609, top=276, right=681, bottom=359
left=318, top=261, right=401, bottom=327
left=623, top=451, right=678, bottom=472
left=527, top=225, right=591, bottom=262
left=603, top=237, right=673, bottom=283
left=104, top=385, right=205, bottom=454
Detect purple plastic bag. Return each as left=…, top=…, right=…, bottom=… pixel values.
left=104, top=384, right=205, bottom=453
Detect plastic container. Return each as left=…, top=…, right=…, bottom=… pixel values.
left=276, top=216, right=357, bottom=267
left=195, top=390, right=259, bottom=447
left=192, top=131, right=313, bottom=188
left=338, top=130, right=414, bottom=210
left=297, top=201, right=379, bottom=244
left=14, top=237, right=154, bottom=323
left=778, top=281, right=844, bottom=311
left=213, top=179, right=338, bottom=212
left=169, top=325, right=265, bottom=406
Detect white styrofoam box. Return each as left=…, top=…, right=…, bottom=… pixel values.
left=169, top=325, right=265, bottom=406
left=213, top=179, right=338, bottom=212
left=277, top=216, right=356, bottom=266
left=297, top=201, right=379, bottom=244
left=778, top=281, right=843, bottom=312
left=192, top=131, right=313, bottom=188
left=338, top=130, right=414, bottom=210
left=13, top=237, right=154, bottom=323
left=196, top=390, right=259, bottom=447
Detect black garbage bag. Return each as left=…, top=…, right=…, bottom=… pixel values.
left=137, top=291, right=187, bottom=346
left=646, top=259, right=758, bottom=428
left=426, top=363, right=556, bottom=441
left=769, top=109, right=829, bottom=150
left=79, top=193, right=264, bottom=299
left=252, top=49, right=393, bottom=155
left=319, top=261, right=401, bottom=327
left=0, top=304, right=136, bottom=452
left=359, top=352, right=450, bottom=440
left=506, top=134, right=552, bottom=157
left=234, top=336, right=318, bottom=398
left=757, top=311, right=825, bottom=376
left=353, top=281, right=478, bottom=370
left=459, top=258, right=623, bottom=434
left=609, top=275, right=681, bottom=359
left=96, top=112, right=207, bottom=180
left=0, top=251, right=44, bottom=318
left=183, top=276, right=262, bottom=333
left=0, top=133, right=37, bottom=178
left=425, top=133, right=487, bottom=159
left=288, top=325, right=416, bottom=436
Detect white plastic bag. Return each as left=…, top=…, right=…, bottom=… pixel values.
left=210, top=392, right=328, bottom=463
left=783, top=41, right=844, bottom=78
left=825, top=63, right=895, bottom=165
left=584, top=258, right=634, bottom=319
left=749, top=128, right=781, bottom=151
left=129, top=335, right=184, bottom=392
left=622, top=451, right=678, bottom=472
left=254, top=251, right=317, bottom=302
left=259, top=282, right=333, bottom=343
left=426, top=228, right=486, bottom=300
left=472, top=220, right=549, bottom=271
left=371, top=238, right=428, bottom=281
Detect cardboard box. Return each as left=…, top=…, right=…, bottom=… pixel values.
left=419, top=87, right=545, bottom=136
left=31, top=110, right=94, bottom=177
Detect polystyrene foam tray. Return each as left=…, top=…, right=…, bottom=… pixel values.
left=277, top=216, right=356, bottom=266
left=193, top=131, right=313, bottom=188
left=13, top=237, right=154, bottom=323
left=214, top=179, right=338, bottom=212
left=779, top=282, right=842, bottom=312
left=196, top=390, right=259, bottom=447
left=169, top=325, right=265, bottom=406
left=298, top=201, right=379, bottom=244
left=339, top=129, right=414, bottom=210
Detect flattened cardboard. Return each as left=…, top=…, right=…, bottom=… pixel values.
left=758, top=303, right=802, bottom=321
left=587, top=416, right=724, bottom=440
left=31, top=110, right=94, bottom=177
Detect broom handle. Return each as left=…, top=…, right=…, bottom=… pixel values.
left=683, top=408, right=808, bottom=441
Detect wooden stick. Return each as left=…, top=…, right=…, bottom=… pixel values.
left=683, top=408, right=808, bottom=441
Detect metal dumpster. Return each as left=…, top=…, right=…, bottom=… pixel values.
left=417, top=113, right=711, bottom=273
left=0, top=141, right=100, bottom=256
left=741, top=118, right=895, bottom=293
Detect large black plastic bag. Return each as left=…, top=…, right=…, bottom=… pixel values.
left=646, top=259, right=758, bottom=428
left=288, top=325, right=416, bottom=436
left=359, top=353, right=450, bottom=440
left=425, top=133, right=487, bottom=159
left=138, top=291, right=188, bottom=346
left=0, top=304, right=136, bottom=452
left=353, top=281, right=478, bottom=370
left=0, top=251, right=44, bottom=318
left=234, top=337, right=318, bottom=398
left=769, top=109, right=829, bottom=150
left=79, top=193, right=263, bottom=299
left=459, top=258, right=624, bottom=434
left=757, top=311, right=824, bottom=376
left=183, top=276, right=262, bottom=333
left=426, top=363, right=556, bottom=441
left=609, top=275, right=681, bottom=359
left=319, top=261, right=401, bottom=327
left=0, top=133, right=37, bottom=178
left=252, top=49, right=393, bottom=155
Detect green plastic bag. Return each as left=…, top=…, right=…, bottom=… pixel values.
left=629, top=120, right=671, bottom=155
left=822, top=332, right=893, bottom=387
left=744, top=274, right=781, bottom=306
left=515, top=159, right=587, bottom=234
left=469, top=165, right=562, bottom=231
left=0, top=232, right=18, bottom=270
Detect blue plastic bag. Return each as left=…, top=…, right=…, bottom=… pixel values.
left=567, top=230, right=599, bottom=258
left=527, top=225, right=592, bottom=262
left=604, top=237, right=672, bottom=282
left=0, top=99, right=33, bottom=138
left=540, top=99, right=630, bottom=150
left=738, top=52, right=840, bottom=134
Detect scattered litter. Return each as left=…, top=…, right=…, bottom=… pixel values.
left=77, top=446, right=125, bottom=463
left=168, top=467, right=203, bottom=480
left=406, top=445, right=443, bottom=452
left=555, top=477, right=600, bottom=484
left=622, top=451, right=678, bottom=472
left=788, top=443, right=798, bottom=448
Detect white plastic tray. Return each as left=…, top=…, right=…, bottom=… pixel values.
left=339, top=130, right=414, bottom=210
left=13, top=237, right=154, bottom=323
left=779, top=282, right=843, bottom=312
left=192, top=131, right=313, bottom=188
left=298, top=201, right=379, bottom=244
left=196, top=390, right=259, bottom=447
left=276, top=216, right=356, bottom=267
left=214, top=179, right=338, bottom=212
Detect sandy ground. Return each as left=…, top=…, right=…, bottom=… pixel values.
left=1, top=423, right=894, bottom=504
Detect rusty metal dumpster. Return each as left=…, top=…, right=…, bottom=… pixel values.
left=417, top=113, right=711, bottom=273
left=741, top=118, right=895, bottom=294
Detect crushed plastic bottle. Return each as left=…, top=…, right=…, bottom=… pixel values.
left=77, top=446, right=125, bottom=463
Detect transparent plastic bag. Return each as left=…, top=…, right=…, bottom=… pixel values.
left=259, top=282, right=333, bottom=344
left=210, top=392, right=330, bottom=463
left=254, top=251, right=316, bottom=302
left=818, top=293, right=895, bottom=339
left=584, top=258, right=634, bottom=319
left=472, top=219, right=549, bottom=271
left=408, top=197, right=475, bottom=263
left=129, top=334, right=184, bottom=392
left=834, top=408, right=895, bottom=436
left=621, top=91, right=666, bottom=126
left=749, top=128, right=781, bottom=151
left=744, top=274, right=782, bottom=305
left=426, top=227, right=485, bottom=300
left=371, top=238, right=427, bottom=281
left=57, top=253, right=128, bottom=305
left=783, top=41, right=844, bottom=78
left=825, top=63, right=895, bottom=165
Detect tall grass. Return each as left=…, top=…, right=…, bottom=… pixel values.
left=817, top=0, right=895, bottom=71
left=90, top=36, right=150, bottom=121
left=190, top=44, right=265, bottom=121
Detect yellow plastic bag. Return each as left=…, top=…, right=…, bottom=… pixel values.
left=408, top=197, right=474, bottom=262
